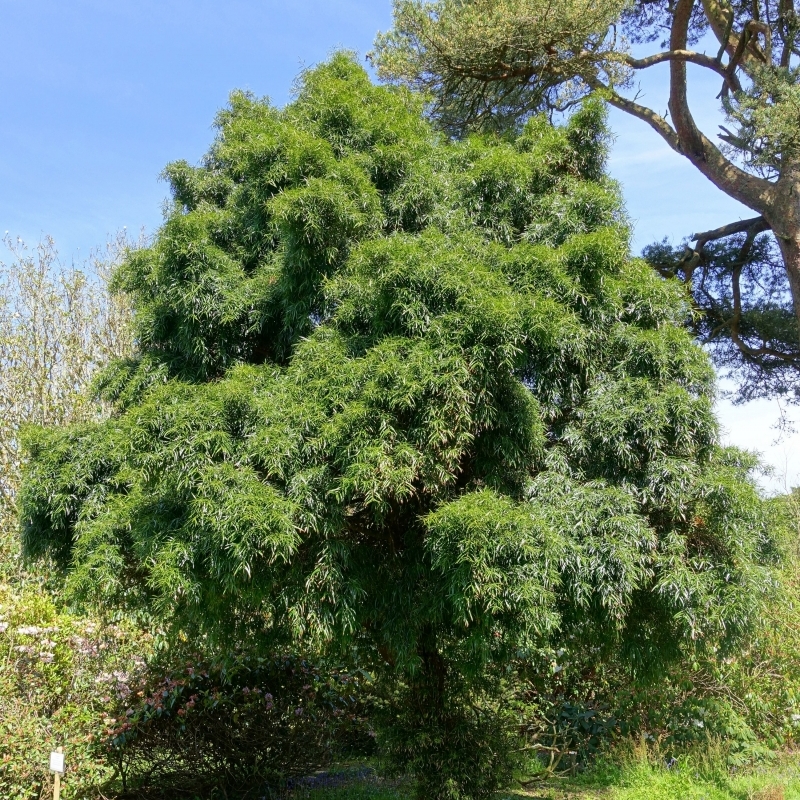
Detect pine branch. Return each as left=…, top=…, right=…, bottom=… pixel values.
left=625, top=50, right=742, bottom=93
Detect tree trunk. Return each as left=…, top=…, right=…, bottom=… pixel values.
left=768, top=172, right=800, bottom=344
left=413, top=637, right=448, bottom=800
left=776, top=232, right=800, bottom=345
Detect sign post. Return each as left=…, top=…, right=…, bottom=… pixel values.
left=49, top=747, right=64, bottom=800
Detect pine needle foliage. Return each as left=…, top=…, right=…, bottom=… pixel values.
left=19, top=55, right=774, bottom=799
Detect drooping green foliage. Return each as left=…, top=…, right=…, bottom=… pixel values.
left=20, top=55, right=773, bottom=798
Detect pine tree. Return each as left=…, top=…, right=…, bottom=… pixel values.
left=373, top=0, right=800, bottom=399
left=20, top=55, right=773, bottom=799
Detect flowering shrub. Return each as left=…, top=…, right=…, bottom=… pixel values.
left=0, top=581, right=151, bottom=799
left=0, top=579, right=373, bottom=799
left=106, top=654, right=375, bottom=798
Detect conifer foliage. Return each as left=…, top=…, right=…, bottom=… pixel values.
left=20, top=56, right=772, bottom=799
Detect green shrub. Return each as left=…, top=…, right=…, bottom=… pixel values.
left=510, top=489, right=800, bottom=773
left=613, top=491, right=800, bottom=759
left=0, top=581, right=151, bottom=799
left=105, top=654, right=374, bottom=798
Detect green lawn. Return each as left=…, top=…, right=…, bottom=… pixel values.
left=508, top=757, right=800, bottom=799
left=296, top=753, right=800, bottom=800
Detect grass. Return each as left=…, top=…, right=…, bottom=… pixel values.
left=293, top=746, right=800, bottom=800
left=302, top=787, right=408, bottom=800
left=508, top=755, right=800, bottom=799
left=571, top=743, right=800, bottom=800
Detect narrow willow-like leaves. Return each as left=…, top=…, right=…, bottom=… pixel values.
left=19, top=54, right=773, bottom=798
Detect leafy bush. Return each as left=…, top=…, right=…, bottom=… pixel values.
left=609, top=491, right=800, bottom=760
left=0, top=580, right=151, bottom=799
left=511, top=490, right=800, bottom=773
left=105, top=655, right=374, bottom=798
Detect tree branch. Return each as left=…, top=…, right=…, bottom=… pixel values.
left=693, top=217, right=800, bottom=362
left=701, top=0, right=767, bottom=75
left=703, top=0, right=740, bottom=60
left=692, top=216, right=769, bottom=246
left=667, top=0, right=776, bottom=215
left=778, top=0, right=796, bottom=66
left=728, top=247, right=750, bottom=345
left=625, top=50, right=742, bottom=92
left=716, top=7, right=736, bottom=63
left=670, top=0, right=712, bottom=159
left=729, top=254, right=800, bottom=363
left=584, top=75, right=681, bottom=152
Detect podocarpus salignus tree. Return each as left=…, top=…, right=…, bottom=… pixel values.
left=20, top=55, right=774, bottom=799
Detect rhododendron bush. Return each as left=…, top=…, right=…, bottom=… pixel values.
left=0, top=583, right=150, bottom=799
left=106, top=655, right=373, bottom=798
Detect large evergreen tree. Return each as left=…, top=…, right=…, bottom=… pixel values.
left=20, top=56, right=772, bottom=799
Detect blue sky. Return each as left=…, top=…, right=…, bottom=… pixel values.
left=0, top=0, right=393, bottom=255
left=1, top=0, right=796, bottom=490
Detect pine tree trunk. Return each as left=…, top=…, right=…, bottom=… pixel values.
left=776, top=231, right=800, bottom=344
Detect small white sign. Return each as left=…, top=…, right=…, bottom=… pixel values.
left=49, top=751, right=64, bottom=774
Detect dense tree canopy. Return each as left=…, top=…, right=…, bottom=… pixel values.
left=20, top=56, right=774, bottom=798
left=374, top=0, right=800, bottom=402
